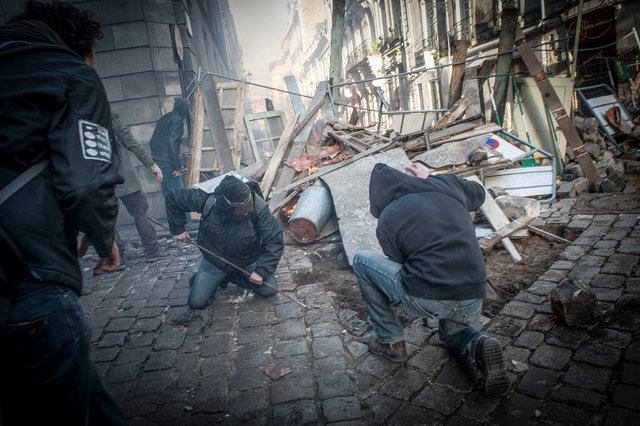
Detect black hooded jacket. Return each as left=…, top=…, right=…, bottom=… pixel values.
left=150, top=98, right=189, bottom=172
left=0, top=34, right=122, bottom=293
left=369, top=163, right=487, bottom=300
left=165, top=176, right=283, bottom=280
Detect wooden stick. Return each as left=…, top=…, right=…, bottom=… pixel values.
left=147, top=217, right=307, bottom=308
left=527, top=225, right=572, bottom=244
left=479, top=216, right=535, bottom=250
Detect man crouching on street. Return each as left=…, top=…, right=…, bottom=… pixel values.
left=166, top=175, right=283, bottom=309
left=352, top=162, right=509, bottom=395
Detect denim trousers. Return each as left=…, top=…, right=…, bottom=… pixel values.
left=352, top=250, right=485, bottom=364
left=156, top=160, right=189, bottom=223
left=117, top=190, right=159, bottom=256
left=188, top=256, right=278, bottom=309
left=0, top=280, right=126, bottom=425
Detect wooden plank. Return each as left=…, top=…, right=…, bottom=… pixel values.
left=201, top=75, right=235, bottom=173
left=216, top=82, right=245, bottom=170
left=403, top=123, right=501, bottom=151
left=466, top=175, right=522, bottom=262
left=260, top=114, right=300, bottom=198
left=447, top=40, right=470, bottom=108
left=436, top=98, right=469, bottom=127
left=272, top=140, right=394, bottom=196
left=479, top=216, right=535, bottom=250
left=514, top=25, right=600, bottom=184
left=186, top=86, right=204, bottom=188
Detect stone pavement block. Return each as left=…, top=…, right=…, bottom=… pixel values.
left=604, top=228, right=630, bottom=241
left=236, top=325, right=270, bottom=345
left=501, top=301, right=538, bottom=319
left=611, top=383, right=640, bottom=410
left=229, top=368, right=269, bottom=392
left=552, top=386, right=606, bottom=410
left=314, top=355, right=347, bottom=375
left=386, top=403, right=444, bottom=425
left=272, top=399, right=319, bottom=424
left=528, top=281, right=557, bottom=297
left=238, top=311, right=268, bottom=328
left=91, top=347, right=121, bottom=363
left=306, top=308, right=339, bottom=324
left=486, top=315, right=527, bottom=338
left=355, top=353, right=397, bottom=379
left=562, top=363, right=612, bottom=392
left=87, top=307, right=117, bottom=329
left=311, top=321, right=342, bottom=338
left=316, top=372, right=353, bottom=399
left=270, top=376, right=314, bottom=404
left=592, top=287, right=623, bottom=303
left=538, top=402, right=601, bottom=425
left=538, top=268, right=570, bottom=283
left=516, top=366, right=561, bottom=397
left=577, top=255, right=604, bottom=267
left=560, top=246, right=590, bottom=261
left=530, top=344, right=572, bottom=370
left=284, top=354, right=313, bottom=378
left=573, top=235, right=601, bottom=246
left=406, top=344, right=448, bottom=375
left=550, top=260, right=575, bottom=270
left=568, top=266, right=602, bottom=283
left=133, top=316, right=163, bottom=332
left=404, top=323, right=433, bottom=345
left=234, top=342, right=270, bottom=370
left=154, top=329, right=186, bottom=350
left=312, top=336, right=345, bottom=358
left=306, top=292, right=334, bottom=309
left=528, top=314, right=556, bottom=332
left=274, top=302, right=303, bottom=319
left=434, top=364, right=477, bottom=392
left=204, top=317, right=234, bottom=335
left=321, top=396, right=362, bottom=422
left=273, top=338, right=308, bottom=358
left=411, top=383, right=464, bottom=415
left=138, top=306, right=165, bottom=318
left=503, top=346, right=531, bottom=373
left=125, top=332, right=154, bottom=349
left=346, top=340, right=368, bottom=359
left=99, top=332, right=128, bottom=348
left=604, top=407, right=640, bottom=426
left=626, top=277, right=640, bottom=292
left=200, top=353, right=231, bottom=377
left=514, top=292, right=546, bottom=304
left=491, top=393, right=540, bottom=425
left=144, top=349, right=176, bottom=371
left=455, top=391, right=501, bottom=423
left=194, top=374, right=227, bottom=400
left=129, top=370, right=172, bottom=397
left=105, top=363, right=141, bottom=384
left=272, top=319, right=306, bottom=340
left=573, top=341, right=621, bottom=368
left=591, top=274, right=626, bottom=288
left=100, top=297, right=126, bottom=308
left=122, top=395, right=158, bottom=418
left=590, top=327, right=634, bottom=349
left=513, top=330, right=544, bottom=349
left=113, top=346, right=150, bottom=366
left=580, top=225, right=607, bottom=236
left=545, top=325, right=588, bottom=349
left=361, top=394, right=402, bottom=424
left=620, top=362, right=640, bottom=384
left=377, top=368, right=427, bottom=400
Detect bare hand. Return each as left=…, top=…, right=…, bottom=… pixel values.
left=77, top=234, right=91, bottom=257
left=151, top=164, right=163, bottom=183
left=174, top=231, right=191, bottom=243
left=406, top=162, right=431, bottom=179
left=249, top=272, right=263, bottom=285
left=93, top=242, right=120, bottom=276
left=172, top=170, right=182, bottom=177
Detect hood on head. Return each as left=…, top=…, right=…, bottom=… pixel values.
left=213, top=175, right=252, bottom=218
left=173, top=97, right=190, bottom=119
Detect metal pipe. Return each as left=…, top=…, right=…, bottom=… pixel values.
left=288, top=181, right=334, bottom=243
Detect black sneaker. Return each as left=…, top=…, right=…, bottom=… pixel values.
left=476, top=336, right=508, bottom=395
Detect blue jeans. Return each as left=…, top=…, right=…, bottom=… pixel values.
left=353, top=250, right=485, bottom=364
left=156, top=160, right=189, bottom=223
left=0, top=280, right=126, bottom=425
left=188, top=257, right=278, bottom=309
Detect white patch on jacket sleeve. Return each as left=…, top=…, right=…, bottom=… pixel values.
left=79, top=119, right=111, bottom=162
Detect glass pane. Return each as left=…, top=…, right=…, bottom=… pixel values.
left=249, top=119, right=267, bottom=140
left=266, top=116, right=284, bottom=137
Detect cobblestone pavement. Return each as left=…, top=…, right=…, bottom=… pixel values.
left=80, top=199, right=640, bottom=425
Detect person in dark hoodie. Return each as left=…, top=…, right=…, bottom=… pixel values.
left=166, top=175, right=283, bottom=309
left=150, top=97, right=190, bottom=217
left=0, top=1, right=126, bottom=424
left=352, top=162, right=508, bottom=395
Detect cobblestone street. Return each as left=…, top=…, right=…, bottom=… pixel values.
left=80, top=198, right=640, bottom=425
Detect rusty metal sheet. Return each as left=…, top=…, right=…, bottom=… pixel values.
left=320, top=148, right=410, bottom=265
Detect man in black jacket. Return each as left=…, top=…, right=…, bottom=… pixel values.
left=353, top=163, right=508, bottom=395
left=150, top=97, right=190, bottom=215
left=0, top=2, right=126, bottom=424
left=166, top=175, right=283, bottom=309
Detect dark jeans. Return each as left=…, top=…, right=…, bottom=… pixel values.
left=156, top=160, right=189, bottom=223
left=0, top=280, right=126, bottom=425
left=117, top=190, right=159, bottom=257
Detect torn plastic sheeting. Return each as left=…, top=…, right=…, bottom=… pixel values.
left=284, top=144, right=342, bottom=172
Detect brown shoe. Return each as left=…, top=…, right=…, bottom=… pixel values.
left=368, top=336, right=408, bottom=362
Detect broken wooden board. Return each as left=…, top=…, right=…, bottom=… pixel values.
left=435, top=98, right=469, bottom=127
left=465, top=175, right=522, bottom=262
left=404, top=123, right=502, bottom=152
left=260, top=114, right=300, bottom=198
left=411, top=136, right=491, bottom=168
left=478, top=216, right=535, bottom=251
left=329, top=130, right=390, bottom=153
left=320, top=148, right=410, bottom=265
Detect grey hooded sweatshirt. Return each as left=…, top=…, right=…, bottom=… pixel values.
left=369, top=163, right=487, bottom=300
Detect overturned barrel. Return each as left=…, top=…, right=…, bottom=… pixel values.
left=288, top=180, right=333, bottom=243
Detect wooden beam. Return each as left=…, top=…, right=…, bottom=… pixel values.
left=492, top=6, right=518, bottom=125
left=479, top=216, right=535, bottom=251
left=329, top=0, right=346, bottom=101
left=514, top=25, right=601, bottom=184
left=201, top=75, right=235, bottom=173
left=448, top=40, right=470, bottom=108
left=466, top=175, right=522, bottom=262
left=260, top=114, right=300, bottom=199
left=186, top=86, right=204, bottom=188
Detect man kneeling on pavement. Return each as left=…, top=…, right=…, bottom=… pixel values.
left=353, top=162, right=508, bottom=395
left=166, top=175, right=283, bottom=309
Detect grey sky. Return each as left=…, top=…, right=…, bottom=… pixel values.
left=229, top=0, right=290, bottom=83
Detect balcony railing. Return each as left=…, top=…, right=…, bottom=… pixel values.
left=346, top=39, right=381, bottom=71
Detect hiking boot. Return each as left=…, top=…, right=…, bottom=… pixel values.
left=476, top=336, right=508, bottom=395
left=367, top=336, right=408, bottom=362
left=145, top=249, right=171, bottom=263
